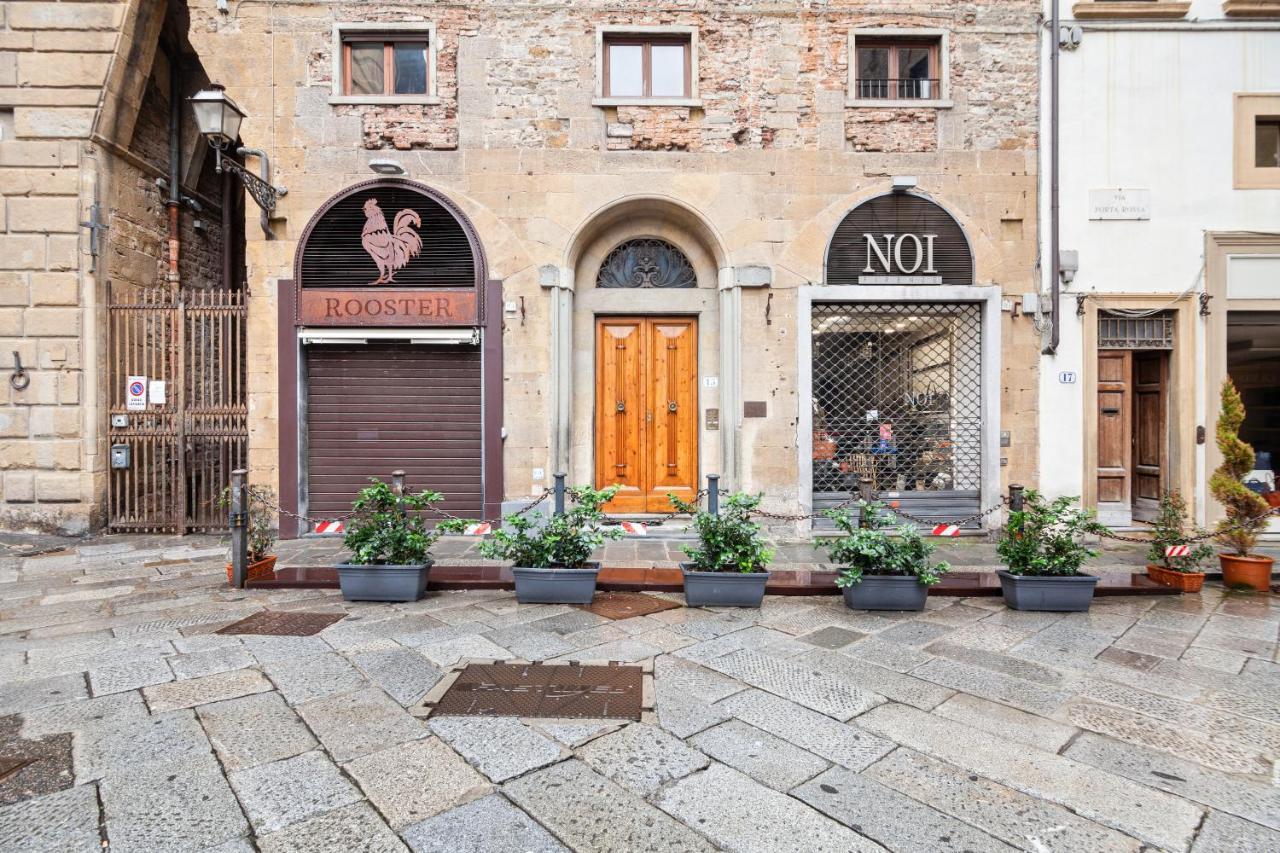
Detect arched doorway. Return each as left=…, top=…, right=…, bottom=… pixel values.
left=554, top=197, right=731, bottom=515
left=806, top=191, right=999, bottom=530
left=278, top=178, right=502, bottom=536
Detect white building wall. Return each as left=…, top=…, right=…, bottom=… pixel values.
left=1038, top=4, right=1280, bottom=517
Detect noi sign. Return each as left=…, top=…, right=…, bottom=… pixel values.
left=826, top=193, right=973, bottom=287
left=860, top=233, right=941, bottom=284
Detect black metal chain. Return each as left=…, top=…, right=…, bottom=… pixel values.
left=1096, top=505, right=1280, bottom=544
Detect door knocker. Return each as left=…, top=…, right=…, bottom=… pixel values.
left=9, top=351, right=29, bottom=391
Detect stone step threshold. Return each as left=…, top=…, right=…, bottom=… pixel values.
left=251, top=566, right=1179, bottom=596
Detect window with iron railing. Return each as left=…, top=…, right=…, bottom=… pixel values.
left=855, top=38, right=941, bottom=101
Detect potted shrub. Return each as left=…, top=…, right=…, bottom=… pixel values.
left=219, top=485, right=278, bottom=584
left=335, top=478, right=448, bottom=602
left=671, top=492, right=774, bottom=608
left=1145, top=490, right=1214, bottom=593
left=472, top=485, right=621, bottom=604
left=1209, top=378, right=1275, bottom=591
left=822, top=501, right=949, bottom=611
left=996, top=490, right=1108, bottom=611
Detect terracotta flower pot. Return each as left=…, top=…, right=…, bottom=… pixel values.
left=1218, top=553, right=1274, bottom=592
left=225, top=555, right=277, bottom=585
left=1145, top=563, right=1205, bottom=593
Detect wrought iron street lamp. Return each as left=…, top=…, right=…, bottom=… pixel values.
left=189, top=84, right=286, bottom=232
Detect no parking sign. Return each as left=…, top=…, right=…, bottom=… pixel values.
left=126, top=376, right=147, bottom=411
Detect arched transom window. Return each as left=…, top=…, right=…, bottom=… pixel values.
left=596, top=238, right=697, bottom=289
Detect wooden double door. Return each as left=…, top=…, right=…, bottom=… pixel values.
left=1097, top=350, right=1169, bottom=522
left=595, top=316, right=699, bottom=513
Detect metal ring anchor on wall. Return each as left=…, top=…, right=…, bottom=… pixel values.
left=10, top=352, right=30, bottom=391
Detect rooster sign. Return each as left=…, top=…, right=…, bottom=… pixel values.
left=360, top=198, right=423, bottom=285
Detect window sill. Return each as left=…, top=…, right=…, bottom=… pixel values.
left=1222, top=0, right=1280, bottom=17
left=592, top=97, right=702, bottom=109
left=846, top=98, right=953, bottom=110
left=328, top=95, right=441, bottom=106
left=1071, top=2, right=1190, bottom=20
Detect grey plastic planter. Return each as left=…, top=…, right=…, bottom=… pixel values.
left=680, top=564, right=770, bottom=608
left=512, top=564, right=600, bottom=604
left=335, top=563, right=431, bottom=602
left=997, top=569, right=1099, bottom=612
left=841, top=574, right=929, bottom=611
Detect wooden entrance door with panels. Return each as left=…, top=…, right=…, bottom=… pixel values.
left=594, top=316, right=698, bottom=514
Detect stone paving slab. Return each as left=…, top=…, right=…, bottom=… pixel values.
left=74, top=709, right=212, bottom=781
left=228, top=750, right=361, bottom=834
left=858, top=703, right=1204, bottom=852
left=793, top=765, right=1018, bottom=853
left=297, top=688, right=429, bottom=762
left=400, top=793, right=567, bottom=853
left=0, top=782, right=100, bottom=853
left=195, top=692, right=318, bottom=772
left=1191, top=810, right=1280, bottom=853
left=504, top=759, right=717, bottom=853
left=0, top=673, right=88, bottom=716
left=932, top=692, right=1079, bottom=753
left=142, top=667, right=272, bottom=713
left=690, top=719, right=828, bottom=791
left=802, top=649, right=955, bottom=710
left=257, top=802, right=408, bottom=853
left=428, top=716, right=566, bottom=783
left=343, top=737, right=491, bottom=829
left=703, top=649, right=883, bottom=720
left=715, top=689, right=894, bottom=772
left=577, top=722, right=708, bottom=796
left=261, top=652, right=367, bottom=705
left=657, top=762, right=886, bottom=853
left=865, top=748, right=1144, bottom=853
left=18, top=690, right=148, bottom=739
left=101, top=757, right=249, bottom=853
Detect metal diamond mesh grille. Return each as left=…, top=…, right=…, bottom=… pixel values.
left=812, top=302, right=982, bottom=522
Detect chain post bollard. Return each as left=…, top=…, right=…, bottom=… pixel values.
left=229, top=469, right=248, bottom=589
left=391, top=469, right=406, bottom=496
left=553, top=473, right=566, bottom=516
left=707, top=475, right=720, bottom=516
left=857, top=476, right=873, bottom=529
left=1009, top=484, right=1025, bottom=513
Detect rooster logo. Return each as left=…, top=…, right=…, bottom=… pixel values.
left=360, top=198, right=423, bottom=285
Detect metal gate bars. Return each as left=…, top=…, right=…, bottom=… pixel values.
left=106, top=285, right=248, bottom=533
left=811, top=301, right=983, bottom=526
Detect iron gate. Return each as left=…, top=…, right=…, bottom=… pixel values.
left=107, top=285, right=247, bottom=532
left=812, top=302, right=983, bottom=526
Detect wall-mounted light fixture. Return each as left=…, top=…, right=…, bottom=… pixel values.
left=368, top=159, right=406, bottom=176
left=190, top=84, right=287, bottom=237
left=891, top=175, right=917, bottom=193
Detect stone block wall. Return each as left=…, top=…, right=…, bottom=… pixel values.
left=0, top=1, right=126, bottom=533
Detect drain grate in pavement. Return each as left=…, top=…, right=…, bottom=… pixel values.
left=428, top=662, right=644, bottom=720
left=216, top=611, right=345, bottom=636
left=0, top=757, right=32, bottom=783
left=576, top=592, right=682, bottom=620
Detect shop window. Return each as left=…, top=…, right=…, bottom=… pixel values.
left=1226, top=311, right=1280, bottom=503
left=595, top=26, right=699, bottom=106
left=330, top=24, right=438, bottom=104
left=1235, top=94, right=1280, bottom=189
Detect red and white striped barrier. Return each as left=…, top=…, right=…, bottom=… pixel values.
left=930, top=524, right=960, bottom=537
left=463, top=522, right=492, bottom=536
left=313, top=520, right=344, bottom=535
left=619, top=521, right=648, bottom=536
left=1165, top=544, right=1190, bottom=558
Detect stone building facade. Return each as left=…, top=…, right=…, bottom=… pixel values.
left=2, top=0, right=1043, bottom=536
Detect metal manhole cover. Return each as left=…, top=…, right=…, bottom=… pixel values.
left=577, top=592, right=682, bottom=620
left=0, top=757, right=32, bottom=783
left=216, top=611, right=345, bottom=636
left=432, top=662, right=643, bottom=720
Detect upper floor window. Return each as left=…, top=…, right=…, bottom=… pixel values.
left=848, top=30, right=950, bottom=108
left=594, top=26, right=700, bottom=107
left=1257, top=117, right=1280, bottom=169
left=344, top=38, right=428, bottom=96
left=855, top=38, right=939, bottom=101
left=1235, top=94, right=1280, bottom=189
left=330, top=23, right=439, bottom=105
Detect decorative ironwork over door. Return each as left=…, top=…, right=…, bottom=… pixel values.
left=106, top=285, right=248, bottom=532
left=812, top=302, right=982, bottom=527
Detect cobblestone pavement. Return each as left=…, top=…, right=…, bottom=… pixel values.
left=1, top=534, right=1278, bottom=852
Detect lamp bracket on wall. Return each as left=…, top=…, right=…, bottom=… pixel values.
left=214, top=145, right=287, bottom=238
left=1075, top=293, right=1087, bottom=317
left=1199, top=292, right=1212, bottom=317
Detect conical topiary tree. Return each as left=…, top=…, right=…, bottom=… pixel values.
left=1208, top=378, right=1269, bottom=556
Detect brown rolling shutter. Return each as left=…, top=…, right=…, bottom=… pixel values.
left=305, top=342, right=483, bottom=520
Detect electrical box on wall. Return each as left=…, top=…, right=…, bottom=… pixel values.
left=110, top=444, right=131, bottom=469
